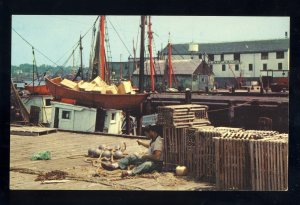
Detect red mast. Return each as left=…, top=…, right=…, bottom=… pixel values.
left=120, top=54, right=122, bottom=80
left=147, top=16, right=155, bottom=92
left=168, top=33, right=173, bottom=88
left=99, top=16, right=106, bottom=81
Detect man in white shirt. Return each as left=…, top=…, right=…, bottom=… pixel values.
left=101, top=125, right=163, bottom=177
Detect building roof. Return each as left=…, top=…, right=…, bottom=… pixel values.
left=162, top=39, right=289, bottom=55
left=193, top=61, right=214, bottom=76
left=132, top=59, right=201, bottom=75
left=132, top=60, right=165, bottom=75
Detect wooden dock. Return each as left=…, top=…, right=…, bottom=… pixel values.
left=10, top=130, right=214, bottom=190
left=10, top=126, right=58, bottom=136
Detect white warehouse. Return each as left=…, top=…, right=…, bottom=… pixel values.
left=162, top=38, right=289, bottom=87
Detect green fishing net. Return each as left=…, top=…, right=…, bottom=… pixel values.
left=31, top=151, right=51, bottom=160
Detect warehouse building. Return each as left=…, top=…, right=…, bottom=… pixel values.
left=161, top=38, right=289, bottom=88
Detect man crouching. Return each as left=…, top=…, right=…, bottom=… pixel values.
left=101, top=125, right=163, bottom=177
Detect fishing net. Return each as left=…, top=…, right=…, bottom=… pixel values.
left=30, top=151, right=51, bottom=160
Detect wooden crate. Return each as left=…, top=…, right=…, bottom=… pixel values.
left=162, top=127, right=187, bottom=171
left=194, top=129, right=221, bottom=183
left=157, top=104, right=210, bottom=128
left=249, top=135, right=288, bottom=191
left=214, top=137, right=251, bottom=190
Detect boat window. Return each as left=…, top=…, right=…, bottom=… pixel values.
left=45, top=99, right=51, bottom=106
left=111, top=113, right=115, bottom=121
left=62, top=111, right=71, bottom=119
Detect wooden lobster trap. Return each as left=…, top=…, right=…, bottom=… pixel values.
left=249, top=134, right=288, bottom=191
left=162, top=127, right=188, bottom=171
left=157, top=104, right=210, bottom=128
left=214, top=137, right=251, bottom=190
left=194, top=128, right=221, bottom=182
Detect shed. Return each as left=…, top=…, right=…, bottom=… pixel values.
left=192, top=61, right=215, bottom=91
left=50, top=101, right=97, bottom=132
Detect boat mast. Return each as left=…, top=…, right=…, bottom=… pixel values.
left=120, top=54, right=122, bottom=81
left=32, top=47, right=35, bottom=93
left=139, top=16, right=146, bottom=93
left=99, top=16, right=106, bottom=81
left=168, top=32, right=173, bottom=88
left=148, top=16, right=155, bottom=92
left=79, top=35, right=83, bottom=80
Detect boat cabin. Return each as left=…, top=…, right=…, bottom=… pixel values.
left=50, top=101, right=123, bottom=134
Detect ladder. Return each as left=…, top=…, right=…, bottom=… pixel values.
left=104, top=18, right=113, bottom=76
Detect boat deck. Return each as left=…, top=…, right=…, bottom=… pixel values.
left=10, top=130, right=214, bottom=190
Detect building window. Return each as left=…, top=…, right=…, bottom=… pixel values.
left=249, top=64, right=253, bottom=71
left=62, top=111, right=71, bottom=119
left=45, top=99, right=51, bottom=106
left=261, top=52, right=268, bottom=60
left=235, top=64, right=239, bottom=71
left=234, top=53, right=240, bottom=61
left=208, top=54, right=214, bottom=61
left=278, top=63, right=283, bottom=70
left=263, top=64, right=267, bottom=71
left=222, top=64, right=226, bottom=71
left=276, top=51, right=284, bottom=59
left=220, top=54, right=224, bottom=61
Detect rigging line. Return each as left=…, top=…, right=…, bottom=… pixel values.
left=107, top=18, right=132, bottom=57
left=54, top=40, right=80, bottom=64
left=54, top=16, right=99, bottom=65
left=12, top=27, right=60, bottom=66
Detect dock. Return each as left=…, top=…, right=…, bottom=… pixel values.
left=10, top=131, right=214, bottom=190
left=10, top=125, right=57, bottom=136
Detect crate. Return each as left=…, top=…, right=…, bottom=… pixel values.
left=186, top=127, right=221, bottom=182
left=249, top=135, right=288, bottom=191
left=158, top=104, right=210, bottom=128
left=163, top=127, right=187, bottom=171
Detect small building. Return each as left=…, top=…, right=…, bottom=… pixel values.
left=50, top=101, right=123, bottom=134
left=50, top=101, right=97, bottom=132
left=21, top=95, right=53, bottom=125
left=132, top=60, right=165, bottom=91
left=103, top=109, right=124, bottom=134
left=192, top=60, right=215, bottom=91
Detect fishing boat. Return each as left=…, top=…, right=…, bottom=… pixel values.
left=24, top=84, right=50, bottom=95
left=45, top=77, right=148, bottom=110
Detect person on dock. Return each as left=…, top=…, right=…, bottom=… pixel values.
left=101, top=125, right=163, bottom=177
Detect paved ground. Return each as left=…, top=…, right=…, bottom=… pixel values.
left=10, top=131, right=214, bottom=190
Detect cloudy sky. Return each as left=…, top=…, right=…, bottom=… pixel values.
left=11, top=15, right=289, bottom=66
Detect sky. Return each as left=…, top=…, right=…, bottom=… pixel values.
left=11, top=15, right=290, bottom=67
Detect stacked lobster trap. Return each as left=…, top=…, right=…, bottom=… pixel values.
left=158, top=104, right=288, bottom=191
left=158, top=104, right=211, bottom=171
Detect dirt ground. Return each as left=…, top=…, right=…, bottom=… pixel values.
left=10, top=131, right=214, bottom=190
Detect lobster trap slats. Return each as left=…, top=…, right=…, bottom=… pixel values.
left=162, top=127, right=188, bottom=171
left=249, top=137, right=288, bottom=191
left=157, top=104, right=210, bottom=128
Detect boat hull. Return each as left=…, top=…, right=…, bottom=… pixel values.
left=45, top=77, right=148, bottom=110
left=25, top=85, right=51, bottom=95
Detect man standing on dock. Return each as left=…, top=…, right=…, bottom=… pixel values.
left=101, top=125, right=163, bottom=177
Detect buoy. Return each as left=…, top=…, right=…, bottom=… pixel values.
left=98, top=144, right=106, bottom=150
left=113, top=150, right=123, bottom=159
left=175, top=166, right=188, bottom=176
left=102, top=150, right=112, bottom=158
